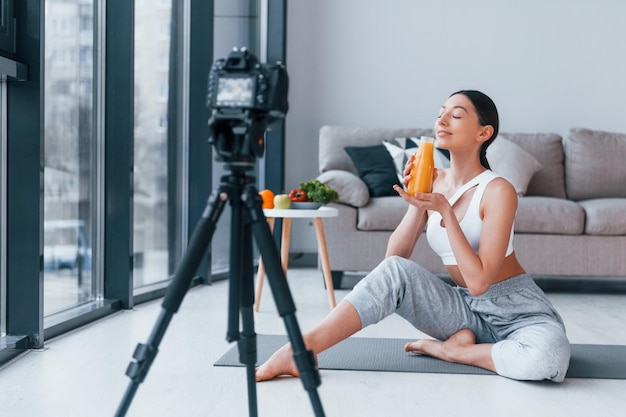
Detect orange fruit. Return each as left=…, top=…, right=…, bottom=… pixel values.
left=259, top=189, right=275, bottom=209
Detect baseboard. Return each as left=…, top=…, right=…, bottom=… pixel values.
left=532, top=275, right=626, bottom=294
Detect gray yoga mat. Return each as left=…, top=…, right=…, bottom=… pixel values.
left=214, top=334, right=626, bottom=379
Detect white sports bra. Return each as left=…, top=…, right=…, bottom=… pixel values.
left=426, top=170, right=514, bottom=265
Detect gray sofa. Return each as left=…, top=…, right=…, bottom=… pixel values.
left=316, top=125, right=626, bottom=284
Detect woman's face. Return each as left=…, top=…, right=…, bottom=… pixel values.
left=434, top=93, right=484, bottom=150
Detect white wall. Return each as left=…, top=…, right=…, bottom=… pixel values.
left=284, top=0, right=626, bottom=252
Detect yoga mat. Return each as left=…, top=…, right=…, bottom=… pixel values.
left=214, top=334, right=626, bottom=379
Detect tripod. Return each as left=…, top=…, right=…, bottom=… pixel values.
left=115, top=145, right=325, bottom=416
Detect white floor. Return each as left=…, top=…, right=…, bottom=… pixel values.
left=1, top=269, right=625, bottom=417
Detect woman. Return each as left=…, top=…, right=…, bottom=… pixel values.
left=256, top=90, right=571, bottom=382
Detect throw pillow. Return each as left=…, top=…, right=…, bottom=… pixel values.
left=486, top=136, right=543, bottom=196
left=383, top=137, right=451, bottom=182
left=565, top=128, right=626, bottom=200
left=317, top=170, right=370, bottom=207
left=344, top=144, right=401, bottom=197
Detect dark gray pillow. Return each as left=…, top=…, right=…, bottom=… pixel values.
left=345, top=144, right=401, bottom=197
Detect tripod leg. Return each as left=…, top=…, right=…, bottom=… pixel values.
left=227, top=182, right=258, bottom=417
left=115, top=186, right=230, bottom=417
left=254, top=217, right=274, bottom=311
left=243, top=184, right=326, bottom=417
left=239, top=214, right=259, bottom=417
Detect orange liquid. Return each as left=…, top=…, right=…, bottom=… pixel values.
left=407, top=140, right=435, bottom=194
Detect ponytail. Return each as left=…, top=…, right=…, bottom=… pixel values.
left=479, top=143, right=491, bottom=170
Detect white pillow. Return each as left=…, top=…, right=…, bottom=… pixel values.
left=487, top=136, right=543, bottom=196
left=317, top=170, right=370, bottom=207
left=383, top=137, right=450, bottom=182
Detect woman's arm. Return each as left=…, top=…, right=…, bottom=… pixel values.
left=439, top=178, right=518, bottom=295
left=386, top=157, right=430, bottom=258
left=385, top=203, right=428, bottom=258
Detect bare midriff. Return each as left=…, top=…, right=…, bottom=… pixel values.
left=446, top=252, right=527, bottom=289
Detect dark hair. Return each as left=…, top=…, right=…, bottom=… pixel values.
left=450, top=90, right=499, bottom=169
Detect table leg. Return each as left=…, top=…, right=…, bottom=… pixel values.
left=281, top=218, right=292, bottom=274
left=254, top=217, right=275, bottom=312
left=314, top=217, right=336, bottom=309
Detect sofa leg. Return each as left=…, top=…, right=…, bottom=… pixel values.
left=330, top=270, right=344, bottom=289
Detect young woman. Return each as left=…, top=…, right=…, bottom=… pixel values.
left=256, top=90, right=571, bottom=382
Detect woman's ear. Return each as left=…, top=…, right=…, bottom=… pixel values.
left=478, top=125, right=494, bottom=143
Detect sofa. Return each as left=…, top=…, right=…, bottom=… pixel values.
left=316, top=125, right=626, bottom=286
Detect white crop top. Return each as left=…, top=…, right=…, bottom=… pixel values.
left=426, top=170, right=514, bottom=265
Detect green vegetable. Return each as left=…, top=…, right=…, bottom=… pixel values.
left=298, top=179, right=339, bottom=205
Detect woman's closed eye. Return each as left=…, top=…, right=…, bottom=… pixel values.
left=438, top=106, right=467, bottom=119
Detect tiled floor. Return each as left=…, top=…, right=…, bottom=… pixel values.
left=1, top=269, right=625, bottom=417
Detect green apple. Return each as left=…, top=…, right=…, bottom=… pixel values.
left=273, top=194, right=292, bottom=209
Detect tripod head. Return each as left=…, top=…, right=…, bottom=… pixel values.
left=207, top=48, right=288, bottom=166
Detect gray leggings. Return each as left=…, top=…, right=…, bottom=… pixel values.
left=344, top=256, right=571, bottom=382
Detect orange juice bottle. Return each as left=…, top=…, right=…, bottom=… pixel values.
left=407, top=136, right=435, bottom=195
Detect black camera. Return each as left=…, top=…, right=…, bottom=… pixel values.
left=207, top=48, right=288, bottom=122
left=207, top=48, right=289, bottom=163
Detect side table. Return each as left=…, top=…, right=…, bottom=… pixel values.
left=254, top=206, right=339, bottom=311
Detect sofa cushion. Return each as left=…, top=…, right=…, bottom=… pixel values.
left=345, top=144, right=401, bottom=197
left=564, top=128, right=626, bottom=200
left=357, top=196, right=407, bottom=230
left=317, top=170, right=370, bottom=208
left=515, top=196, right=584, bottom=235
left=319, top=126, right=434, bottom=173
left=500, top=132, right=566, bottom=198
left=578, top=198, right=626, bottom=235
left=486, top=136, right=543, bottom=196
left=383, top=137, right=450, bottom=182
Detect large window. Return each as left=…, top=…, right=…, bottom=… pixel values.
left=133, top=2, right=175, bottom=290
left=43, top=0, right=97, bottom=316
left=0, top=0, right=284, bottom=367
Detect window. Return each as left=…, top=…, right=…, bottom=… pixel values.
left=43, top=0, right=97, bottom=317
left=0, top=77, right=6, bottom=337
left=132, top=1, right=174, bottom=290
left=0, top=0, right=16, bottom=54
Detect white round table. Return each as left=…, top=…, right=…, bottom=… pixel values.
left=254, top=206, right=339, bottom=311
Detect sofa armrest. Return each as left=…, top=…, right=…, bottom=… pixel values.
left=317, top=170, right=370, bottom=207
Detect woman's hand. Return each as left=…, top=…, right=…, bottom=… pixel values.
left=394, top=160, right=447, bottom=214
left=400, top=155, right=438, bottom=191
left=393, top=183, right=450, bottom=216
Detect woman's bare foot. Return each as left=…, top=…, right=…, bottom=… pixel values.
left=256, top=301, right=361, bottom=381
left=255, top=343, right=302, bottom=381
left=403, top=329, right=495, bottom=372
left=404, top=329, right=477, bottom=362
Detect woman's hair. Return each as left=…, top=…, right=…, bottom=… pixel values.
left=450, top=90, right=499, bottom=169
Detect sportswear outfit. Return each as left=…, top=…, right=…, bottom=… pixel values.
left=344, top=170, right=571, bottom=382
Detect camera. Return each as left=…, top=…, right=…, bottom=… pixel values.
left=207, top=48, right=289, bottom=163
left=207, top=48, right=288, bottom=119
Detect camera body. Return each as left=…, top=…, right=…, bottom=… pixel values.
left=207, top=48, right=288, bottom=123
left=207, top=48, right=289, bottom=163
